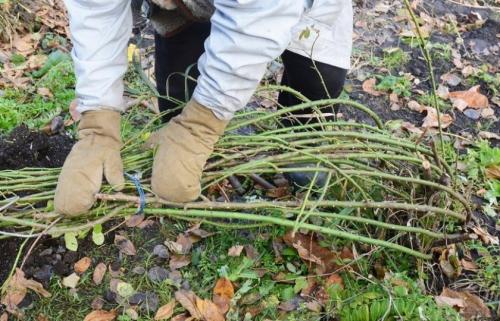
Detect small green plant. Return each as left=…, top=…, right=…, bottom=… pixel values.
left=426, top=42, right=453, bottom=62
left=375, top=74, right=412, bottom=97
left=417, top=93, right=451, bottom=111
left=382, top=48, right=410, bottom=70
left=467, top=65, right=500, bottom=96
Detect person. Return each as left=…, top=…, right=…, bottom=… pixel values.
left=54, top=0, right=353, bottom=216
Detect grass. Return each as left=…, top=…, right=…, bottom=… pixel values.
left=0, top=59, right=75, bottom=132
left=25, top=224, right=464, bottom=321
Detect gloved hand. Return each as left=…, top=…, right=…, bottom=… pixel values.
left=54, top=110, right=124, bottom=216
left=151, top=99, right=228, bottom=202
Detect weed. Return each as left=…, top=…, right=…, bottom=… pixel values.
left=426, top=42, right=453, bottom=62
left=375, top=74, right=413, bottom=97
left=382, top=48, right=410, bottom=70
left=417, top=93, right=451, bottom=111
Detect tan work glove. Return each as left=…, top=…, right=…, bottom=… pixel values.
left=151, top=99, right=228, bottom=202
left=54, top=110, right=124, bottom=216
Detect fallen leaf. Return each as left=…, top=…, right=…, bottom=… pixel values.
left=37, top=314, right=49, bottom=321
left=441, top=73, right=462, bottom=86
left=83, top=310, right=117, bottom=321
left=62, top=273, right=80, bottom=289
left=0, top=313, right=7, bottom=321
left=170, top=254, right=191, bottom=270
left=486, top=165, right=500, bottom=179
left=74, top=257, right=92, bottom=274
left=37, top=87, right=53, bottom=98
left=155, top=300, right=176, bottom=320
left=478, top=131, right=500, bottom=140
left=244, top=245, right=259, bottom=260
left=472, top=226, right=499, bottom=245
left=125, top=213, right=145, bottom=228
left=401, top=121, right=424, bottom=135
left=165, top=236, right=192, bottom=255
left=69, top=99, right=81, bottom=122
left=480, top=108, right=495, bottom=118
left=305, top=301, right=322, bottom=313
left=137, top=219, right=156, bottom=229
left=175, top=290, right=203, bottom=319
left=93, top=263, right=107, bottom=285
left=213, top=278, right=234, bottom=314
left=185, top=223, right=214, bottom=239
left=227, top=245, right=244, bottom=257
left=325, top=273, right=344, bottom=289
left=171, top=314, right=189, bottom=321
left=196, top=298, right=225, bottom=321
left=116, top=281, right=135, bottom=298
left=283, top=232, right=341, bottom=274
left=91, top=296, right=105, bottom=310
left=114, top=234, right=137, bottom=256
left=1, top=268, right=51, bottom=314
left=449, top=86, right=489, bottom=110
left=421, top=107, right=453, bottom=129
left=435, top=288, right=491, bottom=320
left=13, top=34, right=35, bottom=54
left=125, top=308, right=139, bottom=320
left=460, top=259, right=479, bottom=272
left=436, top=84, right=449, bottom=99
left=362, top=78, right=383, bottom=96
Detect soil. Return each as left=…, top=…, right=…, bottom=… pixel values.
left=0, top=125, right=74, bottom=285
left=0, top=125, right=74, bottom=170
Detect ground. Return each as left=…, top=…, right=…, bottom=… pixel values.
left=0, top=0, right=499, bottom=321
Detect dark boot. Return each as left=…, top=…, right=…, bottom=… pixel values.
left=278, top=50, right=348, bottom=189
left=154, top=22, right=211, bottom=123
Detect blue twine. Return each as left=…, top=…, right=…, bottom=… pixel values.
left=125, top=172, right=145, bottom=214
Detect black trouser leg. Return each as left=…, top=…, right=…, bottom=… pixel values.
left=278, top=50, right=347, bottom=127
left=154, top=22, right=211, bottom=123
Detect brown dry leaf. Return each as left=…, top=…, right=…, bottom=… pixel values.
left=1, top=268, right=51, bottom=314
left=170, top=254, right=191, bottom=270
left=196, top=298, right=225, bottom=321
left=185, top=222, right=214, bottom=239
left=62, top=273, right=80, bottom=289
left=486, top=165, right=500, bottom=179
left=461, top=259, right=479, bottom=272
left=472, top=226, right=499, bottom=245
left=37, top=314, right=49, bottom=321
left=91, top=296, right=105, bottom=310
left=283, top=231, right=341, bottom=274
left=175, top=290, right=203, bottom=319
left=436, top=85, right=449, bottom=99
left=171, top=314, right=189, bottom=321
left=125, top=213, right=145, bottom=228
left=165, top=234, right=193, bottom=255
left=83, top=310, right=117, bottom=321
left=362, top=78, right=383, bottom=96
left=449, top=86, right=489, bottom=110
left=93, top=262, right=107, bottom=285
left=435, top=288, right=491, bottom=320
left=154, top=300, right=176, bottom=320
left=213, top=278, right=234, bottom=314
left=401, top=121, right=424, bottom=135
left=69, top=99, right=81, bottom=122
left=227, top=245, right=244, bottom=257
left=13, top=34, right=36, bottom=54
left=478, top=131, right=500, bottom=140
left=114, top=234, right=137, bottom=256
left=0, top=313, right=7, bottom=321
left=244, top=245, right=259, bottom=260
left=325, top=273, right=344, bottom=289
left=75, top=257, right=92, bottom=274
left=137, top=218, right=156, bottom=229
left=421, top=107, right=453, bottom=129
left=37, top=87, right=53, bottom=98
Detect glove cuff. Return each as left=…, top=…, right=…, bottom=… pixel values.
left=177, top=99, right=229, bottom=136
left=78, top=110, right=122, bottom=144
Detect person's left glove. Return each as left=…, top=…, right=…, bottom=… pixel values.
left=54, top=110, right=124, bottom=216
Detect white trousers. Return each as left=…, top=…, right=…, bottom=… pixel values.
left=65, top=0, right=353, bottom=119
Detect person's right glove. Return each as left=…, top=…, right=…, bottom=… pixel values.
left=54, top=110, right=124, bottom=216
left=151, top=99, right=228, bottom=202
